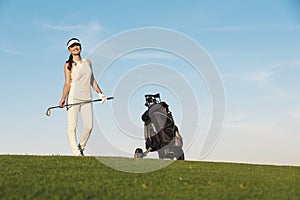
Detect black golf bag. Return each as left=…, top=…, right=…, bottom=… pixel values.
left=134, top=93, right=184, bottom=160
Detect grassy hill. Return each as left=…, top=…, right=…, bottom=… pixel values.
left=0, top=155, right=299, bottom=199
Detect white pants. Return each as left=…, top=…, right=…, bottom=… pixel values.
left=67, top=102, right=93, bottom=156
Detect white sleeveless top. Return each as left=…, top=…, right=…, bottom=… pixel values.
left=68, top=59, right=93, bottom=103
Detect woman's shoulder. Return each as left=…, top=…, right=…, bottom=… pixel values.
left=64, top=62, right=70, bottom=69
left=84, top=58, right=91, bottom=62
left=84, top=59, right=92, bottom=66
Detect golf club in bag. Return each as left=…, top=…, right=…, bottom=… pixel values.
left=45, top=97, right=114, bottom=116
left=134, top=93, right=184, bottom=160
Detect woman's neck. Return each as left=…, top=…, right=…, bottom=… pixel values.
left=72, top=54, right=82, bottom=62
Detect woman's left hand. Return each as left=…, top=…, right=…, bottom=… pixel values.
left=98, top=93, right=107, bottom=104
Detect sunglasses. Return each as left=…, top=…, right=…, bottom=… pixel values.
left=69, top=43, right=81, bottom=48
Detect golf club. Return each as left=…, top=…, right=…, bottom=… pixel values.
left=46, top=96, right=114, bottom=116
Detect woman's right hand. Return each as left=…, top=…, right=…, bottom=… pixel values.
left=59, top=99, right=65, bottom=108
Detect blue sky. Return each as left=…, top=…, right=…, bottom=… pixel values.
left=0, top=0, right=299, bottom=166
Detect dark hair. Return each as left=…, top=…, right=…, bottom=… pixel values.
left=65, top=38, right=81, bottom=71
left=66, top=54, right=74, bottom=71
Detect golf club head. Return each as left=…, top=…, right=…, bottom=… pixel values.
left=46, top=108, right=51, bottom=116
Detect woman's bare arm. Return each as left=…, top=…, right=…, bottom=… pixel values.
left=59, top=63, right=71, bottom=107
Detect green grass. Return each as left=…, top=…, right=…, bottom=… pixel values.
left=0, top=155, right=299, bottom=200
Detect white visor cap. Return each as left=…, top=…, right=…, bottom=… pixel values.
left=67, top=39, right=81, bottom=48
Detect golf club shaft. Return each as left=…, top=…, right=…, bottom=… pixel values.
left=46, top=97, right=114, bottom=115
left=65, top=97, right=113, bottom=108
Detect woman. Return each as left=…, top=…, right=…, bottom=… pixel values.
left=59, top=38, right=107, bottom=156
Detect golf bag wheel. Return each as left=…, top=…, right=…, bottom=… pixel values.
left=174, top=148, right=185, bottom=160
left=134, top=148, right=144, bottom=158
left=177, top=152, right=185, bottom=160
